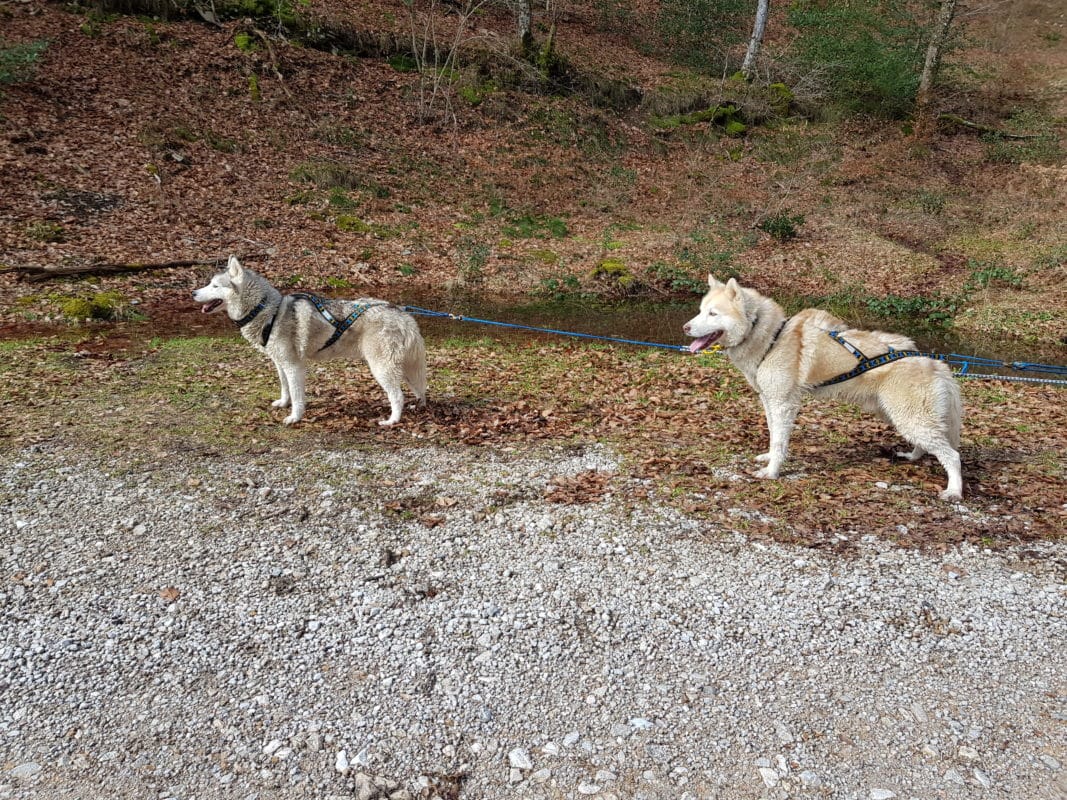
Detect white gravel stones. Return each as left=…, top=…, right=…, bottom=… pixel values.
left=507, top=748, right=532, bottom=770
left=335, top=750, right=350, bottom=775
left=8, top=763, right=41, bottom=779
left=1, top=442, right=1064, bottom=800
left=869, top=790, right=897, bottom=800
left=758, top=766, right=780, bottom=787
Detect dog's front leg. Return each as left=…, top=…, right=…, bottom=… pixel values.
left=279, top=360, right=307, bottom=425
left=270, top=359, right=291, bottom=409
left=754, top=394, right=799, bottom=479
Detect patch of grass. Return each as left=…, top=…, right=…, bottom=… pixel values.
left=535, top=274, right=587, bottom=302
left=457, top=236, right=489, bottom=286
left=916, top=190, right=945, bottom=216
left=290, top=160, right=363, bottom=190
left=964, top=259, right=1023, bottom=291
left=756, top=211, right=804, bottom=242
left=0, top=38, right=48, bottom=85
left=982, top=110, right=1063, bottom=165
left=502, top=213, right=569, bottom=240
left=26, top=221, right=65, bottom=243
left=55, top=291, right=134, bottom=322
left=865, top=294, right=959, bottom=329
left=647, top=261, right=706, bottom=295
left=675, top=220, right=750, bottom=282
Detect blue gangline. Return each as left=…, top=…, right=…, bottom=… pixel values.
left=401, top=305, right=1067, bottom=385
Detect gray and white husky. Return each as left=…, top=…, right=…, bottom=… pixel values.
left=193, top=255, right=427, bottom=426
left=684, top=275, right=963, bottom=499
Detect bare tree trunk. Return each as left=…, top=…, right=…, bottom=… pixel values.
left=740, top=0, right=770, bottom=80
left=915, top=0, right=957, bottom=133
left=517, top=0, right=534, bottom=52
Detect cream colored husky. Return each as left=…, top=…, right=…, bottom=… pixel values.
left=193, top=256, right=426, bottom=426
left=683, top=275, right=963, bottom=499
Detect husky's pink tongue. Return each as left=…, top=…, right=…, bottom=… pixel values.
left=689, top=332, right=721, bottom=353
left=201, top=299, right=223, bottom=314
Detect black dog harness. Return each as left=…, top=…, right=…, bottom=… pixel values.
left=235, top=294, right=387, bottom=351
left=815, top=330, right=946, bottom=388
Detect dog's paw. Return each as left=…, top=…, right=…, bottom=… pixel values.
left=754, top=452, right=771, bottom=463
left=283, top=414, right=302, bottom=426
left=754, top=466, right=780, bottom=479
left=272, top=398, right=290, bottom=409
left=378, top=418, right=399, bottom=427
left=939, top=488, right=963, bottom=502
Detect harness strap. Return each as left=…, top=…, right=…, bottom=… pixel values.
left=291, top=293, right=384, bottom=351
left=234, top=299, right=268, bottom=329
left=757, top=316, right=791, bottom=368
left=816, top=330, right=945, bottom=388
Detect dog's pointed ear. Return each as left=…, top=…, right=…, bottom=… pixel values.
left=725, top=278, right=745, bottom=309
left=227, top=255, right=244, bottom=282
left=707, top=274, right=723, bottom=289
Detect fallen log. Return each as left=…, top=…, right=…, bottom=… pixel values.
left=937, top=113, right=1043, bottom=140
left=3, top=254, right=268, bottom=283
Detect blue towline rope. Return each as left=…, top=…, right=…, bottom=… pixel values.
left=400, top=305, right=1067, bottom=386
left=401, top=305, right=692, bottom=353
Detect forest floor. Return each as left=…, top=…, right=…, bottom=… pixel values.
left=0, top=0, right=1064, bottom=544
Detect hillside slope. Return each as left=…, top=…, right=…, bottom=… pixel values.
left=1, top=0, right=1065, bottom=347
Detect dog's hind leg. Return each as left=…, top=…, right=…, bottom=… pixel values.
left=895, top=444, right=926, bottom=461
left=882, top=379, right=963, bottom=500
left=883, top=411, right=963, bottom=500
left=367, top=360, right=406, bottom=426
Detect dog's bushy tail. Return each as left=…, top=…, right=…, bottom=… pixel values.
left=404, top=332, right=428, bottom=403
left=940, top=367, right=962, bottom=449
left=947, top=371, right=964, bottom=448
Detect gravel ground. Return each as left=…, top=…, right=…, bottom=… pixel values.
left=1, top=440, right=1065, bottom=800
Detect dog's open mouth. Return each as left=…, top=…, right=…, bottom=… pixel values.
left=688, top=331, right=723, bottom=353
left=200, top=299, right=223, bottom=314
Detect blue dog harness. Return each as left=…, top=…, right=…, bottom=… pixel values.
left=234, top=294, right=387, bottom=350
left=816, top=330, right=946, bottom=388
left=290, top=293, right=389, bottom=351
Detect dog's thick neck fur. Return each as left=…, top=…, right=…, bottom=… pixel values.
left=727, top=288, right=788, bottom=382
left=230, top=269, right=282, bottom=347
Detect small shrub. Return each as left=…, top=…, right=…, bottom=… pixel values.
left=965, top=260, right=1023, bottom=291
left=234, top=31, right=257, bottom=52
left=535, top=274, right=585, bottom=301
left=26, top=222, right=65, bottom=243
left=290, top=161, right=363, bottom=190
left=335, top=215, right=374, bottom=234
left=647, top=261, right=706, bottom=295
left=655, top=0, right=748, bottom=73
left=865, top=294, right=958, bottom=328
left=0, top=39, right=48, bottom=85
left=324, top=276, right=353, bottom=290
left=916, top=190, right=945, bottom=216
left=57, top=291, right=128, bottom=322
left=503, top=213, right=569, bottom=240
left=1033, top=245, right=1067, bottom=273
left=592, top=257, right=641, bottom=295
left=981, top=109, right=1058, bottom=166
left=388, top=53, right=418, bottom=73
left=786, top=0, right=926, bottom=118
left=327, top=187, right=359, bottom=210
left=457, top=236, right=489, bottom=286
left=757, top=212, right=804, bottom=242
